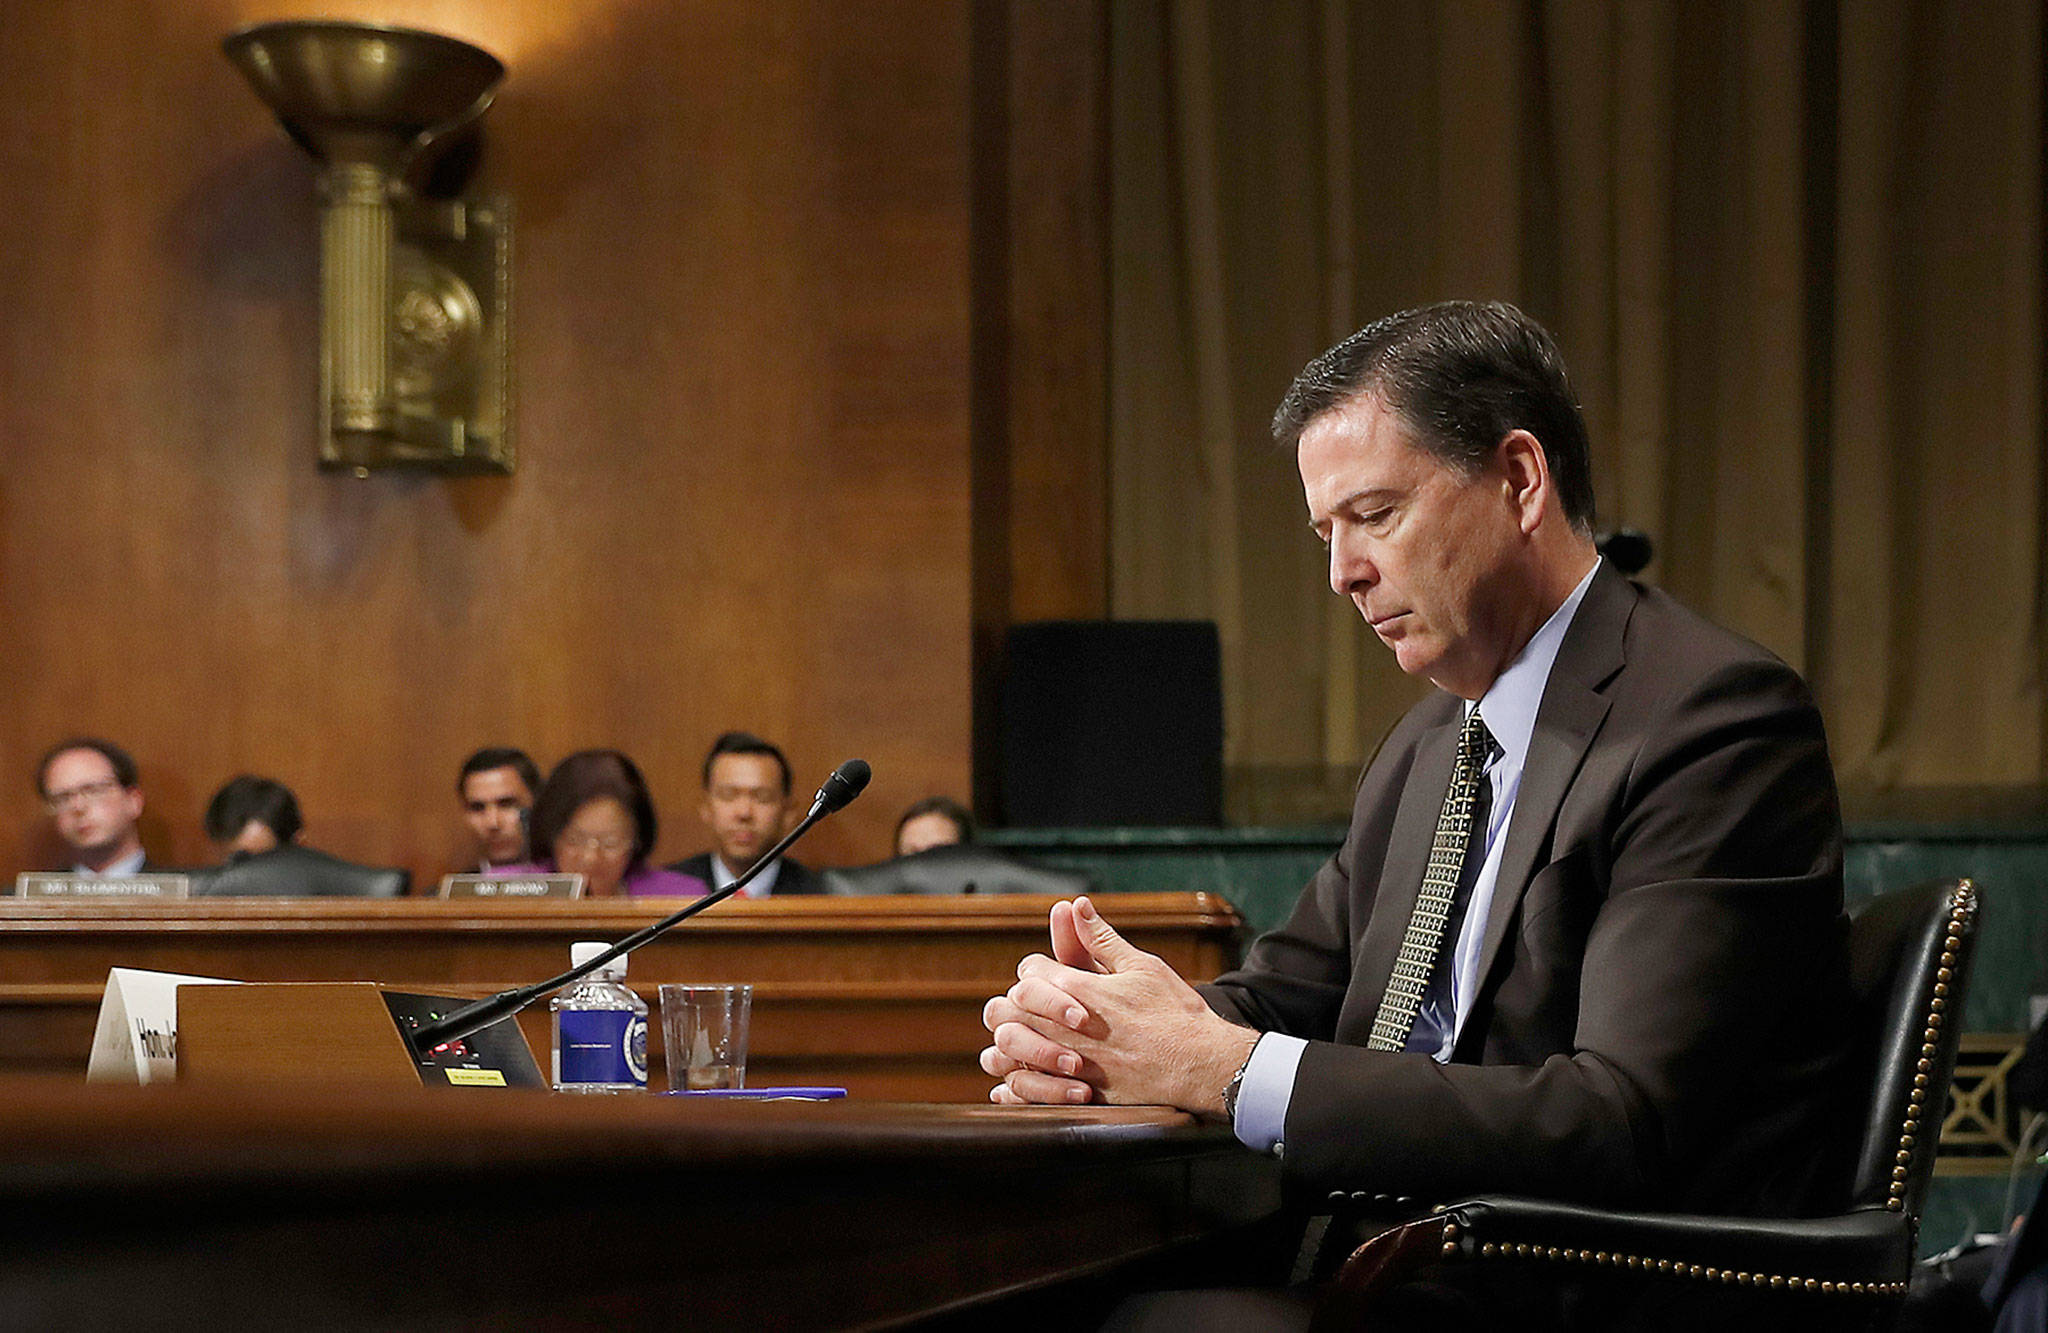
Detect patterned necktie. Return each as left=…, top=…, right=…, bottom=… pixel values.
left=1367, top=708, right=1496, bottom=1052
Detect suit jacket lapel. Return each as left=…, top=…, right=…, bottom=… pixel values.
left=1462, top=564, right=1635, bottom=1035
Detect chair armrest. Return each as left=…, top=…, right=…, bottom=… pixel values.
left=1310, top=1203, right=1914, bottom=1330
left=1431, top=1196, right=1914, bottom=1291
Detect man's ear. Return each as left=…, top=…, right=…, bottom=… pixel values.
left=698, top=795, right=714, bottom=828
left=1497, top=429, right=1552, bottom=536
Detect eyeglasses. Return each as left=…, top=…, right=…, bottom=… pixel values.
left=43, top=779, right=125, bottom=813
left=557, top=833, right=632, bottom=856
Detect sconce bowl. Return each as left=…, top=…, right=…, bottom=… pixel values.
left=223, top=20, right=504, bottom=173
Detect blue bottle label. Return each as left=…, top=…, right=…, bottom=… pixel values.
left=558, top=1009, right=648, bottom=1087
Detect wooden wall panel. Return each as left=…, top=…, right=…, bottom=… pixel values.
left=968, top=0, right=1112, bottom=818
left=0, top=1, right=972, bottom=882
left=1004, top=0, right=1110, bottom=623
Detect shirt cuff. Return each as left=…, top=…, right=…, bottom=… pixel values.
left=1231, top=1032, right=1307, bottom=1153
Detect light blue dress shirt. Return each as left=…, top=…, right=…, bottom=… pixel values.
left=1232, top=560, right=1601, bottom=1154
left=711, top=854, right=782, bottom=899
left=74, top=848, right=146, bottom=877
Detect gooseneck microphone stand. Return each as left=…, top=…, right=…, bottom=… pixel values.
left=408, top=759, right=871, bottom=1057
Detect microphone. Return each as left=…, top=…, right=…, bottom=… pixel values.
left=812, top=758, right=870, bottom=814
left=409, top=759, right=872, bottom=1056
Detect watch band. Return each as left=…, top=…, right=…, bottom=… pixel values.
left=1220, top=1041, right=1259, bottom=1121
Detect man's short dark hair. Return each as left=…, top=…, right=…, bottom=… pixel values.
left=1271, top=300, right=1596, bottom=535
left=895, top=796, right=974, bottom=846
left=204, top=775, right=303, bottom=845
left=529, top=750, right=659, bottom=870
left=458, top=747, right=541, bottom=799
left=702, top=731, right=791, bottom=796
left=36, top=738, right=139, bottom=798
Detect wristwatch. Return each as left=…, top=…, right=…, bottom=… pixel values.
left=1220, top=1042, right=1258, bottom=1121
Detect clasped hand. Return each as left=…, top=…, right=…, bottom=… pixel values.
left=979, top=895, right=1257, bottom=1113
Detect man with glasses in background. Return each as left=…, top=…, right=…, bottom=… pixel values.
left=35, top=738, right=152, bottom=875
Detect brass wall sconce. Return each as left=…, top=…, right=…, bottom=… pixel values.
left=224, top=20, right=513, bottom=475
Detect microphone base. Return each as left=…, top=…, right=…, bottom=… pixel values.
left=387, top=990, right=547, bottom=1089
left=173, top=982, right=544, bottom=1090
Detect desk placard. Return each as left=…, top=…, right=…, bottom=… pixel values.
left=439, top=872, right=584, bottom=900
left=87, top=967, right=240, bottom=1084
left=15, top=872, right=190, bottom=900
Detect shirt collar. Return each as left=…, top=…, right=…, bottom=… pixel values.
left=712, top=855, right=781, bottom=895
left=1471, top=559, right=1602, bottom=771
left=76, top=847, right=146, bottom=877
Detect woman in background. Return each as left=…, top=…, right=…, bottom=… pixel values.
left=203, top=775, right=302, bottom=858
left=523, top=750, right=702, bottom=897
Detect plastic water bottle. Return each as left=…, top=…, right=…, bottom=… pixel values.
left=550, top=941, right=648, bottom=1093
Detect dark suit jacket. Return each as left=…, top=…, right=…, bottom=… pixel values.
left=189, top=844, right=409, bottom=898
left=665, top=851, right=821, bottom=896
left=1202, top=563, right=1851, bottom=1217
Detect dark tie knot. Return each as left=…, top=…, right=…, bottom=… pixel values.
left=1459, top=710, right=1498, bottom=771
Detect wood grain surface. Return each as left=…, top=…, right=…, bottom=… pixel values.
left=0, top=1081, right=1284, bottom=1328
left=0, top=1, right=1031, bottom=885
left=0, top=890, right=1240, bottom=1099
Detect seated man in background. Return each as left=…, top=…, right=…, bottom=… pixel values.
left=203, top=775, right=302, bottom=857
left=894, top=796, right=974, bottom=857
left=36, top=738, right=152, bottom=875
left=668, top=731, right=819, bottom=896
left=190, top=776, right=407, bottom=898
left=457, top=747, right=540, bottom=872
left=981, top=302, right=1851, bottom=1324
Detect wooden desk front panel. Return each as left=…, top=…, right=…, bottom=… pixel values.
left=0, top=893, right=1241, bottom=1099
left=0, top=1083, right=1284, bottom=1328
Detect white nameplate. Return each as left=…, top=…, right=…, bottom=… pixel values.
left=440, top=873, right=585, bottom=900
left=15, top=872, right=190, bottom=900
left=86, top=967, right=241, bottom=1084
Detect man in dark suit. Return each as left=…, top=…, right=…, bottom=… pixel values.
left=981, top=303, right=1849, bottom=1238
left=36, top=738, right=156, bottom=875
left=668, top=731, right=820, bottom=896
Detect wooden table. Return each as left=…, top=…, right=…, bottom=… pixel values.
left=0, top=1080, right=1286, bottom=1329
left=0, top=893, right=1242, bottom=1098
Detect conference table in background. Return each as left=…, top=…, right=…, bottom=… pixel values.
left=0, top=1079, right=1286, bottom=1328
left=0, top=893, right=1242, bottom=1097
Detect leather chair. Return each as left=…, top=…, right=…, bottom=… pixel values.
left=190, top=844, right=409, bottom=898
left=1311, top=878, right=1981, bottom=1330
left=819, top=843, right=1094, bottom=897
